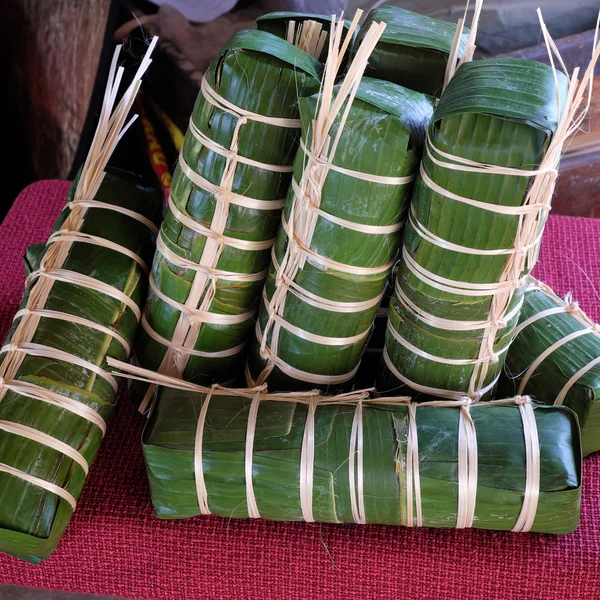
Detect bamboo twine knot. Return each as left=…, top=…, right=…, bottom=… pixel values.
left=514, top=395, right=531, bottom=405
left=491, top=315, right=507, bottom=329
left=566, top=301, right=581, bottom=314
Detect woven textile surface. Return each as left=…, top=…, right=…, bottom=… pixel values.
left=0, top=181, right=599, bottom=599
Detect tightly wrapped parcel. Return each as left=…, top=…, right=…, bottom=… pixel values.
left=0, top=169, right=162, bottom=562
left=133, top=30, right=322, bottom=409
left=143, top=387, right=581, bottom=534
left=357, top=5, right=469, bottom=96
left=247, top=25, right=434, bottom=390
left=378, top=58, right=569, bottom=400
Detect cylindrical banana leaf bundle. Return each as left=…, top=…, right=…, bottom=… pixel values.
left=378, top=59, right=569, bottom=400
left=0, top=168, right=162, bottom=563
left=255, top=12, right=356, bottom=63
left=499, top=278, right=600, bottom=456
left=133, top=31, right=322, bottom=406
left=247, top=76, right=434, bottom=391
left=357, top=5, right=469, bottom=97
left=143, top=386, right=581, bottom=534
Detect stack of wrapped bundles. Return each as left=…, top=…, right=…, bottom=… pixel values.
left=500, top=278, right=600, bottom=456
left=142, top=384, right=581, bottom=533
left=357, top=5, right=470, bottom=97
left=247, top=18, right=435, bottom=391
left=378, top=58, right=571, bottom=401
left=0, top=43, right=162, bottom=562
left=133, top=30, right=322, bottom=410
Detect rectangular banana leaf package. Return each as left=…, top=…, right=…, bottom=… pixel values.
left=356, top=5, right=469, bottom=96
left=247, top=21, right=434, bottom=391
left=143, top=386, right=581, bottom=534
left=378, top=58, right=569, bottom=401
left=0, top=168, right=162, bottom=562
left=132, top=30, right=323, bottom=410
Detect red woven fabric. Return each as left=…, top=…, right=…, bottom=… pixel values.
left=1, top=181, right=599, bottom=599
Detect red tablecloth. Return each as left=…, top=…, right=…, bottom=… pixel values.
left=1, top=181, right=599, bottom=600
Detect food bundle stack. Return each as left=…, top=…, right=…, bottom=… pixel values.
left=0, top=43, right=163, bottom=562
left=133, top=30, right=322, bottom=409
left=129, top=5, right=598, bottom=539
left=143, top=384, right=581, bottom=533
left=377, top=57, right=570, bottom=400
left=499, top=278, right=600, bottom=456
left=4, top=3, right=599, bottom=566
left=246, top=20, right=434, bottom=390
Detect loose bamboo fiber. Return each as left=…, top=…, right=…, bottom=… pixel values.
left=255, top=11, right=356, bottom=63
left=377, top=15, right=600, bottom=400
left=246, top=17, right=434, bottom=391
left=0, top=41, right=162, bottom=564
left=500, top=278, right=600, bottom=456
left=133, top=30, right=322, bottom=411
left=139, top=377, right=581, bottom=534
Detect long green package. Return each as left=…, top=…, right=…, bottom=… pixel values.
left=133, top=31, right=322, bottom=406
left=357, top=5, right=468, bottom=96
left=246, top=76, right=434, bottom=391
left=499, top=278, right=600, bottom=456
left=143, top=387, right=581, bottom=533
left=0, top=168, right=162, bottom=563
left=378, top=58, right=568, bottom=400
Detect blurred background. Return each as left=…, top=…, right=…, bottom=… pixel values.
left=3, top=0, right=599, bottom=221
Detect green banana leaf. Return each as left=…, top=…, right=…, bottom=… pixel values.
left=378, top=58, right=569, bottom=400
left=255, top=12, right=355, bottom=63
left=0, top=168, right=162, bottom=563
left=132, top=30, right=322, bottom=396
left=357, top=5, right=469, bottom=97
left=499, top=279, right=600, bottom=456
left=247, top=77, right=434, bottom=391
left=143, top=387, right=581, bottom=533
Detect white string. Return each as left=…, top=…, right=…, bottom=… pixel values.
left=382, top=346, right=499, bottom=400
left=386, top=321, right=509, bottom=366
left=349, top=401, right=366, bottom=524
left=148, top=276, right=255, bottom=326
left=245, top=390, right=262, bottom=519
left=13, top=308, right=131, bottom=355
left=512, top=278, right=600, bottom=405
left=394, top=280, right=524, bottom=332
left=299, top=395, right=319, bottom=522
left=194, top=386, right=213, bottom=515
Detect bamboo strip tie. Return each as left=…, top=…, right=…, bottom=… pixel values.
left=0, top=39, right=158, bottom=509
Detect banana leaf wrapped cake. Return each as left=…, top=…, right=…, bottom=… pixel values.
left=143, top=385, right=581, bottom=533
left=247, top=21, right=434, bottom=391
left=378, top=58, right=570, bottom=401
left=133, top=30, right=322, bottom=409
left=357, top=5, right=469, bottom=97
left=499, top=278, right=600, bottom=456
left=0, top=167, right=161, bottom=563
left=0, top=42, right=162, bottom=563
